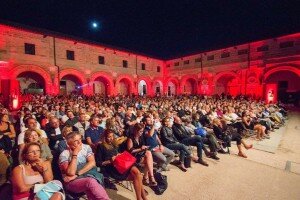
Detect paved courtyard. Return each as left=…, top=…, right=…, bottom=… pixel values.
left=108, top=111, right=300, bottom=200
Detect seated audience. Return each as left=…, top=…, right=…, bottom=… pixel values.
left=213, top=119, right=253, bottom=158
left=20, top=129, right=53, bottom=163
left=85, top=115, right=104, bottom=151
left=11, top=142, right=62, bottom=200
left=127, top=123, right=157, bottom=186
left=160, top=117, right=192, bottom=172
left=96, top=129, right=148, bottom=200
left=143, top=115, right=175, bottom=172
left=0, top=113, right=16, bottom=139
left=59, top=131, right=109, bottom=200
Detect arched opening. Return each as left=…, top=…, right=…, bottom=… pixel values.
left=17, top=71, right=45, bottom=94
left=167, top=81, right=176, bottom=96
left=265, top=70, right=300, bottom=104
left=118, top=78, right=131, bottom=96
left=215, top=74, right=240, bottom=96
left=93, top=77, right=110, bottom=96
left=183, top=78, right=197, bottom=95
left=153, top=81, right=163, bottom=96
left=60, top=74, right=83, bottom=94
left=138, top=80, right=147, bottom=96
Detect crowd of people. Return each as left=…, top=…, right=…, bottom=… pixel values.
left=0, top=93, right=288, bottom=200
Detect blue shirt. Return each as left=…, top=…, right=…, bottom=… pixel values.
left=144, top=125, right=159, bottom=150
left=85, top=126, right=104, bottom=144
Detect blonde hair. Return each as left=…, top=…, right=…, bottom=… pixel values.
left=62, top=125, right=73, bottom=138
left=24, top=129, right=42, bottom=144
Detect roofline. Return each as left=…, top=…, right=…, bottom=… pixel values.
left=165, top=32, right=300, bottom=61
left=0, top=19, right=164, bottom=61
left=1, top=19, right=299, bottom=62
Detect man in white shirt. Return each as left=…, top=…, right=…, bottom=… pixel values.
left=17, top=117, right=48, bottom=146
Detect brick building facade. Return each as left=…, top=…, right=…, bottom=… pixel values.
left=0, top=22, right=299, bottom=105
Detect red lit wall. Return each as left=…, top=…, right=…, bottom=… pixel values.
left=0, top=22, right=300, bottom=105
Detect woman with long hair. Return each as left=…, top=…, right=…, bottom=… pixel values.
left=127, top=123, right=157, bottom=186
left=97, top=129, right=148, bottom=200
left=11, top=142, right=62, bottom=200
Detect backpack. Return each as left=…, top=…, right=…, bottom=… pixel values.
left=152, top=172, right=168, bottom=195
left=194, top=127, right=207, bottom=137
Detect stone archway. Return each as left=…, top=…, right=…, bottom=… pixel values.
left=60, top=69, right=86, bottom=95
left=214, top=72, right=241, bottom=96
left=91, top=72, right=114, bottom=96
left=264, top=66, right=300, bottom=104
left=116, top=75, right=134, bottom=96
left=166, top=78, right=179, bottom=96
left=10, top=65, right=52, bottom=94
left=153, top=80, right=163, bottom=96
left=182, top=78, right=197, bottom=95
left=138, top=80, right=147, bottom=96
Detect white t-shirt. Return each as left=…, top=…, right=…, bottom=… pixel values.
left=59, top=144, right=93, bottom=166
left=18, top=128, right=48, bottom=145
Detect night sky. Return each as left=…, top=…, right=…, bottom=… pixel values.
left=0, top=0, right=299, bottom=59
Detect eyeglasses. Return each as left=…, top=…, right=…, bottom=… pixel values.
left=27, top=150, right=41, bottom=155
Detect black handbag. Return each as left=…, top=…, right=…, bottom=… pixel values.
left=152, top=172, right=168, bottom=195
left=184, top=156, right=192, bottom=168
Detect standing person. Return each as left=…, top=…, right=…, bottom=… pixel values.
left=59, top=132, right=109, bottom=200
left=11, top=142, right=62, bottom=200
left=143, top=115, right=175, bottom=172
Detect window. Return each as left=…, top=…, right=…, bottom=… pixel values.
left=98, top=56, right=105, bottom=64
left=174, top=62, right=179, bottom=66
left=184, top=60, right=189, bottom=65
left=141, top=63, right=146, bottom=70
left=123, top=60, right=128, bottom=68
left=280, top=41, right=294, bottom=48
left=238, top=49, right=248, bottom=55
left=24, top=43, right=35, bottom=55
left=257, top=45, right=269, bottom=52
left=207, top=55, right=214, bottom=61
left=157, top=66, right=161, bottom=72
left=195, top=57, right=201, bottom=62
left=221, top=52, right=230, bottom=58
left=66, top=50, right=75, bottom=60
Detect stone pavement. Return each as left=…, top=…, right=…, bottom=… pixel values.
left=107, top=111, right=300, bottom=200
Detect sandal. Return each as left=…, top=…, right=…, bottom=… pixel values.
left=142, top=176, right=149, bottom=185
left=149, top=176, right=157, bottom=187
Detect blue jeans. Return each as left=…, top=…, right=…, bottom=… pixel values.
left=181, top=136, right=204, bottom=159
left=165, top=143, right=191, bottom=163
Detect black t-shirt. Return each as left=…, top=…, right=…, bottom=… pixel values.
left=0, top=135, right=12, bottom=153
